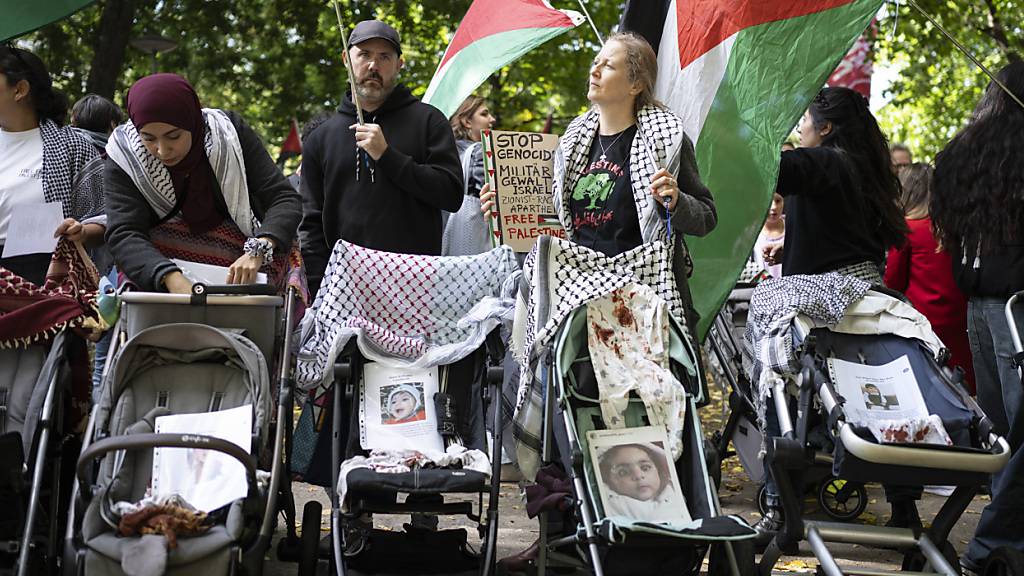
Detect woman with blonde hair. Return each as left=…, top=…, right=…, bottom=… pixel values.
left=492, top=32, right=716, bottom=572
left=442, top=95, right=495, bottom=255
left=482, top=32, right=716, bottom=330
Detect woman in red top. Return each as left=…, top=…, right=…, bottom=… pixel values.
left=884, top=163, right=975, bottom=393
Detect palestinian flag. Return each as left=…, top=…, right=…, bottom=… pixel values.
left=621, top=0, right=882, bottom=337
left=2, top=0, right=96, bottom=41
left=423, top=0, right=584, bottom=119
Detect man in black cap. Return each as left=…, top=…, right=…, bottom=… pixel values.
left=299, top=19, right=463, bottom=296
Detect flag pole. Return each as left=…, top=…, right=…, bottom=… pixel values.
left=574, top=0, right=604, bottom=45
left=332, top=0, right=365, bottom=125
left=905, top=0, right=1024, bottom=111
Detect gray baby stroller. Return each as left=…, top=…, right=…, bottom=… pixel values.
left=749, top=282, right=1011, bottom=576
left=64, top=284, right=298, bottom=575
left=1, top=244, right=102, bottom=576
left=1, top=331, right=84, bottom=576
left=708, top=284, right=869, bottom=522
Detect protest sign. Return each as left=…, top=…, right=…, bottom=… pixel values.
left=482, top=129, right=565, bottom=252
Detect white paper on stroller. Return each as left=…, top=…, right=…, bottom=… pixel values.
left=828, top=355, right=951, bottom=445
left=360, top=363, right=444, bottom=457
left=171, top=258, right=267, bottom=286
left=586, top=426, right=691, bottom=526
left=1, top=202, right=63, bottom=258
left=152, top=404, right=252, bottom=513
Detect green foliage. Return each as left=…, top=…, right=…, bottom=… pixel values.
left=875, top=0, right=1022, bottom=161
left=22, top=0, right=623, bottom=159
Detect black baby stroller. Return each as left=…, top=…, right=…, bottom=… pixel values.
left=509, top=237, right=756, bottom=576
left=750, top=282, right=1010, bottom=576
left=708, top=284, right=869, bottom=522
left=292, top=241, right=520, bottom=576
left=65, top=283, right=299, bottom=575
left=0, top=241, right=101, bottom=576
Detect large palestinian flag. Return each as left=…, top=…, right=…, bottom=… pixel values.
left=423, top=0, right=584, bottom=119
left=622, top=0, right=882, bottom=338
left=1, top=0, right=95, bottom=41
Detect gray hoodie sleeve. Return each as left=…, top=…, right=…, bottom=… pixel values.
left=669, top=133, right=716, bottom=237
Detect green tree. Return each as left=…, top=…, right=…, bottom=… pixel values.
left=21, top=0, right=623, bottom=161
left=875, top=0, right=1022, bottom=161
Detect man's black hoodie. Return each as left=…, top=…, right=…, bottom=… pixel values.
left=299, top=84, right=463, bottom=295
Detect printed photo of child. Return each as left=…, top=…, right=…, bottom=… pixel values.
left=381, top=382, right=427, bottom=425
left=861, top=383, right=900, bottom=411
left=596, top=441, right=688, bottom=524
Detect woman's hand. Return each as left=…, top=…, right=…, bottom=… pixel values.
left=763, top=243, right=784, bottom=266
left=162, top=271, right=193, bottom=294
left=650, top=168, right=679, bottom=212
left=54, top=218, right=86, bottom=243
left=479, top=183, right=497, bottom=215
left=227, top=253, right=263, bottom=285
left=53, top=218, right=105, bottom=246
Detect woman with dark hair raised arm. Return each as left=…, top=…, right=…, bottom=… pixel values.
left=758, top=86, right=911, bottom=544
left=0, top=43, right=105, bottom=284
left=932, top=61, right=1024, bottom=574
left=764, top=86, right=907, bottom=283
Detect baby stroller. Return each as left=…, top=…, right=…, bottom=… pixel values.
left=0, top=240, right=101, bottom=576
left=510, top=237, right=756, bottom=576
left=64, top=283, right=299, bottom=575
left=292, top=242, right=519, bottom=576
left=708, top=284, right=869, bottom=522
left=749, top=280, right=1010, bottom=576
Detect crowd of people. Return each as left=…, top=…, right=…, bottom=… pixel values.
left=2, top=16, right=1023, bottom=572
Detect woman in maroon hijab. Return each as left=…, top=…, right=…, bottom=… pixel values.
left=104, top=73, right=304, bottom=295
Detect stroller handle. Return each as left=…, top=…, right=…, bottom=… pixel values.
left=817, top=381, right=1011, bottom=474
left=76, top=433, right=259, bottom=502
left=1006, top=291, right=1024, bottom=356
left=191, top=283, right=278, bottom=297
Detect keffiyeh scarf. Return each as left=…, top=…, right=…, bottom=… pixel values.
left=554, top=106, right=687, bottom=246
left=0, top=239, right=104, bottom=348
left=510, top=236, right=685, bottom=480
left=106, top=108, right=258, bottom=236
left=741, top=273, right=870, bottom=449
left=295, top=242, right=520, bottom=391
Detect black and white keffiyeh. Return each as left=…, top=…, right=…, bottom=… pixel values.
left=509, top=236, right=685, bottom=479
left=106, top=108, right=258, bottom=236
left=295, top=242, right=520, bottom=391
left=554, top=105, right=687, bottom=246
left=741, top=273, right=871, bottom=448
left=40, top=119, right=105, bottom=221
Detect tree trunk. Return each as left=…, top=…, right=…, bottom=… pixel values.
left=85, top=0, right=137, bottom=98
left=979, top=0, right=1021, bottom=62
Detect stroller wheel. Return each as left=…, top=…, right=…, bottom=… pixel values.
left=756, top=485, right=769, bottom=517
left=817, top=478, right=867, bottom=521
left=298, top=501, right=322, bottom=576
left=984, top=548, right=1024, bottom=576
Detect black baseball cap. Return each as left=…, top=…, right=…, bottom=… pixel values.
left=349, top=20, right=402, bottom=55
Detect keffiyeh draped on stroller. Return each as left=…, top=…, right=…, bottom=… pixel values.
left=510, top=237, right=755, bottom=576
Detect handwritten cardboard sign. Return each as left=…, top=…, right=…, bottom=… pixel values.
left=482, top=130, right=565, bottom=253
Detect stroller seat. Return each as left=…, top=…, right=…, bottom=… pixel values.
left=74, top=322, right=272, bottom=575
left=345, top=468, right=489, bottom=495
